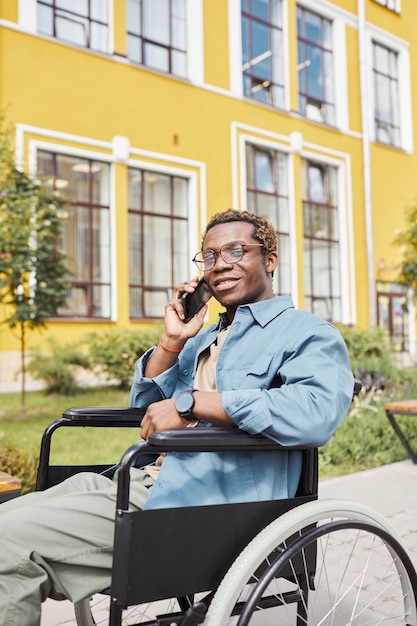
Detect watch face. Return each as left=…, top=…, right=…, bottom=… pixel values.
left=176, top=390, right=194, bottom=413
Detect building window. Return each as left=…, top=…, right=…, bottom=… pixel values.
left=128, top=168, right=189, bottom=318
left=377, top=282, right=408, bottom=352
left=241, top=0, right=284, bottom=108
left=127, top=0, right=187, bottom=77
left=372, top=41, right=400, bottom=148
left=37, top=151, right=111, bottom=318
left=372, top=0, right=400, bottom=12
left=297, top=6, right=334, bottom=125
left=36, top=0, right=109, bottom=52
left=302, top=161, right=341, bottom=322
left=246, top=144, right=290, bottom=296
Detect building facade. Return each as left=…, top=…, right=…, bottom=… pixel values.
left=0, top=0, right=416, bottom=383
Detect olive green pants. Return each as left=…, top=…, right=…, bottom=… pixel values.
left=0, top=470, right=153, bottom=626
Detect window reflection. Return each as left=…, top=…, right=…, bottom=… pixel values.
left=37, top=0, right=108, bottom=52
left=128, top=167, right=189, bottom=319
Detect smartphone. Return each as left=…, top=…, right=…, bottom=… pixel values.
left=182, top=278, right=212, bottom=323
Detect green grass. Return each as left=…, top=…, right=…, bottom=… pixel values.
left=0, top=387, right=141, bottom=466
left=1, top=384, right=416, bottom=489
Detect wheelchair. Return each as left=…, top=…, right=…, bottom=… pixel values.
left=36, top=382, right=417, bottom=626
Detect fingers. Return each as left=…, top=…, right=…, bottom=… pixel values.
left=166, top=276, right=200, bottom=322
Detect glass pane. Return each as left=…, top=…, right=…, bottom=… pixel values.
left=90, top=22, right=108, bottom=52
left=63, top=285, right=88, bottom=315
left=56, top=13, right=87, bottom=46
left=144, top=42, right=169, bottom=72
left=277, top=196, right=289, bottom=232
left=256, top=194, right=278, bottom=224
left=144, top=289, right=170, bottom=317
left=251, top=22, right=272, bottom=80
left=173, top=219, right=188, bottom=284
left=128, top=169, right=142, bottom=210
left=271, top=0, right=282, bottom=28
left=143, top=0, right=169, bottom=43
left=172, top=50, right=186, bottom=77
left=374, top=43, right=389, bottom=72
left=306, top=45, right=323, bottom=99
left=127, top=34, right=142, bottom=63
left=70, top=206, right=89, bottom=279
left=305, top=11, right=321, bottom=44
left=172, top=0, right=186, bottom=48
left=251, top=0, right=269, bottom=21
left=173, top=177, right=187, bottom=217
left=312, top=240, right=330, bottom=296
left=144, top=173, right=171, bottom=215
left=254, top=151, right=274, bottom=191
left=277, top=233, right=290, bottom=294
left=127, top=0, right=141, bottom=34
left=308, top=166, right=325, bottom=203
left=247, top=190, right=256, bottom=212
left=57, top=0, right=88, bottom=14
left=130, top=286, right=143, bottom=318
left=91, top=0, right=108, bottom=21
left=92, top=163, right=109, bottom=205
left=37, top=5, right=54, bottom=35
left=241, top=16, right=249, bottom=67
left=144, top=215, right=170, bottom=285
left=128, top=212, right=143, bottom=284
left=376, top=75, right=392, bottom=122
left=93, top=285, right=111, bottom=317
left=92, top=209, right=110, bottom=281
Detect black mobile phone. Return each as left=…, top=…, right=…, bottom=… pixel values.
left=182, top=278, right=212, bottom=323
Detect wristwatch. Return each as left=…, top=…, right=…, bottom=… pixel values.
left=175, top=389, right=196, bottom=421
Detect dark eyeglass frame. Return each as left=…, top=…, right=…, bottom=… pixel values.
left=192, top=241, right=264, bottom=271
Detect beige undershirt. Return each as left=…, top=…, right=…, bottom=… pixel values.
left=145, top=328, right=230, bottom=479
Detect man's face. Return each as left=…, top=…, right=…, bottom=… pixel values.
left=202, top=221, right=278, bottom=314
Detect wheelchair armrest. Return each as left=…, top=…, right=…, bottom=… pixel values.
left=115, top=428, right=312, bottom=509
left=62, top=406, right=146, bottom=426
left=147, top=427, right=295, bottom=452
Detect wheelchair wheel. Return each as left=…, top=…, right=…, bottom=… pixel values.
left=204, top=498, right=417, bottom=625
left=74, top=594, right=186, bottom=625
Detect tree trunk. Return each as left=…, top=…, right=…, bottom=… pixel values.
left=20, top=321, right=26, bottom=413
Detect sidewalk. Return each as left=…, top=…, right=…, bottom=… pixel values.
left=41, top=459, right=417, bottom=625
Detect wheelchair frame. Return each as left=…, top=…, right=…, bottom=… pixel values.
left=36, top=397, right=417, bottom=626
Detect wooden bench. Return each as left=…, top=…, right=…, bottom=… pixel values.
left=384, top=399, right=417, bottom=464
left=0, top=471, right=22, bottom=503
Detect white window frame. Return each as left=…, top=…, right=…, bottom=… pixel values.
left=366, top=26, right=412, bottom=153
left=28, top=140, right=117, bottom=319
left=296, top=0, right=349, bottom=133
left=372, top=0, right=401, bottom=14
left=126, top=158, right=200, bottom=293
left=19, top=0, right=113, bottom=54
left=228, top=0, right=291, bottom=111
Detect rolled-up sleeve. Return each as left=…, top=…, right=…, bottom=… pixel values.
left=129, top=347, right=181, bottom=408
left=222, top=323, right=354, bottom=447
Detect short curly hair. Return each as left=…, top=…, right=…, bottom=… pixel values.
left=202, top=209, right=277, bottom=253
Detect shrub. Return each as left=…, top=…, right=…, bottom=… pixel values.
left=84, top=326, right=162, bottom=389
left=337, top=325, right=398, bottom=390
left=0, top=444, right=38, bottom=494
left=27, top=338, right=90, bottom=395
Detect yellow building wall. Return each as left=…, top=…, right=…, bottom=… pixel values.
left=0, top=0, right=417, bottom=380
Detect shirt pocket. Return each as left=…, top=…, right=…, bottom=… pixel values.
left=230, top=352, right=278, bottom=390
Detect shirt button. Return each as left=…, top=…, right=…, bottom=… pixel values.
left=183, top=370, right=189, bottom=376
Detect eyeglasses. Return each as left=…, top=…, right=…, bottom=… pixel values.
left=192, top=241, right=264, bottom=271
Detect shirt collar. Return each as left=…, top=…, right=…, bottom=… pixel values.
left=217, top=296, right=294, bottom=330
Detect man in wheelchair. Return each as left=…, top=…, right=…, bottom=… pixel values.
left=0, top=209, right=354, bottom=626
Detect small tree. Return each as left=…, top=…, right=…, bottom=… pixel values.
left=394, top=199, right=417, bottom=297
left=0, top=119, right=70, bottom=411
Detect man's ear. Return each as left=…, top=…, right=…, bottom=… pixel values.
left=265, top=251, right=278, bottom=274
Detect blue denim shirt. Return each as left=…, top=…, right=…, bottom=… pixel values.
left=129, top=296, right=354, bottom=510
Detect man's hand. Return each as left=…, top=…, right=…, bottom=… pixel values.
left=140, top=398, right=187, bottom=441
